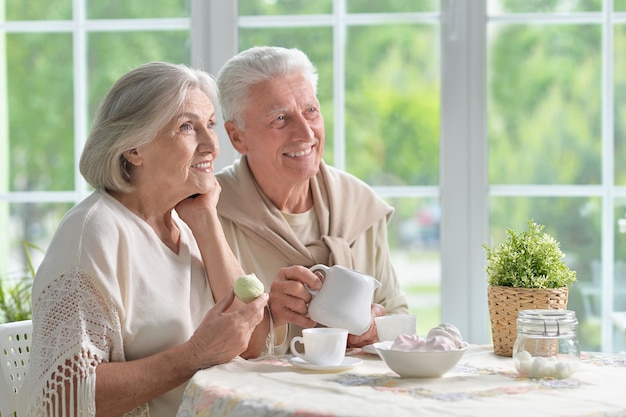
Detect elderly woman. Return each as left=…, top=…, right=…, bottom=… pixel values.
left=215, top=46, right=409, bottom=354
left=27, top=62, right=269, bottom=417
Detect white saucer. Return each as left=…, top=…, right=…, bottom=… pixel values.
left=289, top=356, right=362, bottom=371
left=362, top=344, right=378, bottom=355
left=363, top=341, right=392, bottom=355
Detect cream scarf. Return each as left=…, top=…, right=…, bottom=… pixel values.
left=217, top=156, right=393, bottom=268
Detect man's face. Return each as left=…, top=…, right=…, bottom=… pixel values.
left=228, top=72, right=325, bottom=190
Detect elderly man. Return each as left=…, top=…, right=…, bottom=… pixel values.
left=216, top=46, right=409, bottom=354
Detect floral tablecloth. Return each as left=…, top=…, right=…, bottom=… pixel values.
left=176, top=345, right=626, bottom=417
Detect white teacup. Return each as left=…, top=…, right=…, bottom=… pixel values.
left=289, top=328, right=348, bottom=366
left=375, top=314, right=417, bottom=342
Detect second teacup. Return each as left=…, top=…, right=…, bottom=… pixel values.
left=290, top=328, right=348, bottom=366
left=375, top=314, right=417, bottom=342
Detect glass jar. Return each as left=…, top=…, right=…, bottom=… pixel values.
left=512, top=309, right=580, bottom=379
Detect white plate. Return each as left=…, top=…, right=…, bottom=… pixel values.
left=289, top=356, right=363, bottom=371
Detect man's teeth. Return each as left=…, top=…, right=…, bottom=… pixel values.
left=193, top=162, right=211, bottom=169
left=286, top=148, right=312, bottom=157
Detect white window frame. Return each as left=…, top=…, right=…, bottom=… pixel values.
left=199, top=0, right=626, bottom=350
left=2, top=0, right=623, bottom=349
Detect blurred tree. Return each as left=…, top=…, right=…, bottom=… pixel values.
left=345, top=24, right=439, bottom=186
left=488, top=23, right=604, bottom=284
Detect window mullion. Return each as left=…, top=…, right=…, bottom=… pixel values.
left=192, top=0, right=238, bottom=172
left=601, top=0, right=616, bottom=352
left=333, top=0, right=346, bottom=170
left=74, top=0, right=89, bottom=200
left=440, top=0, right=489, bottom=344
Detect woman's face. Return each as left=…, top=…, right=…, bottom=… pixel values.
left=227, top=72, right=325, bottom=192
left=131, top=88, right=219, bottom=199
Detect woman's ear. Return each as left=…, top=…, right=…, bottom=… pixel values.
left=123, top=149, right=142, bottom=166
left=224, top=121, right=248, bottom=154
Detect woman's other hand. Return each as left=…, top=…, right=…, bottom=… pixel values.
left=175, top=177, right=221, bottom=227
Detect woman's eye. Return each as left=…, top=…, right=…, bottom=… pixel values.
left=181, top=123, right=193, bottom=132
left=208, top=121, right=216, bottom=129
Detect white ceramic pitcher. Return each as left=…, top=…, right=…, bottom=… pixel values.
left=308, top=264, right=381, bottom=335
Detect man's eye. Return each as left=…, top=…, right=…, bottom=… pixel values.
left=305, top=107, right=319, bottom=119
left=276, top=115, right=285, bottom=121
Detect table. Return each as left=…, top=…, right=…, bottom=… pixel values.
left=176, top=345, right=626, bottom=417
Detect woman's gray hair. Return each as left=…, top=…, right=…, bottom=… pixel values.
left=216, top=46, right=318, bottom=128
left=79, top=61, right=218, bottom=193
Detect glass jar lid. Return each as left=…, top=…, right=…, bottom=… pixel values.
left=516, top=309, right=578, bottom=336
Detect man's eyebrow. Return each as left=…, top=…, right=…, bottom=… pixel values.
left=266, top=101, right=319, bottom=115
left=266, top=107, right=288, bottom=117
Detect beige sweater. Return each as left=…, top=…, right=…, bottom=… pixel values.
left=217, top=157, right=409, bottom=353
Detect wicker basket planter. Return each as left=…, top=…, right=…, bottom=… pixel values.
left=487, top=285, right=568, bottom=357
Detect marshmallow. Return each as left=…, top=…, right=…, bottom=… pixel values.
left=427, top=323, right=463, bottom=348
left=390, top=323, right=464, bottom=352
left=390, top=334, right=427, bottom=351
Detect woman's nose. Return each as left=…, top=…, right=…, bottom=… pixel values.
left=198, top=128, right=219, bottom=154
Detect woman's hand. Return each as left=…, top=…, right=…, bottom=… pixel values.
left=187, top=288, right=268, bottom=369
left=175, top=177, right=221, bottom=227
left=95, top=289, right=267, bottom=416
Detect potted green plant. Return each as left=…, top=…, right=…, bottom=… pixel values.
left=0, top=241, right=37, bottom=323
left=483, top=220, right=577, bottom=356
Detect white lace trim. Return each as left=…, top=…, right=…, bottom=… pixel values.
left=27, top=267, right=148, bottom=417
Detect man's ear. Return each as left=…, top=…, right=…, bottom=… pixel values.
left=224, top=121, right=248, bottom=154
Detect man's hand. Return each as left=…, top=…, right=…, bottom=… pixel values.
left=268, top=265, right=323, bottom=328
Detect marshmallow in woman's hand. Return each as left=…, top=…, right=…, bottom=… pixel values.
left=234, top=273, right=264, bottom=303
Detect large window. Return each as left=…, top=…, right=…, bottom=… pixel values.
left=2, top=0, right=626, bottom=352
left=487, top=0, right=626, bottom=352
left=0, top=0, right=192, bottom=302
